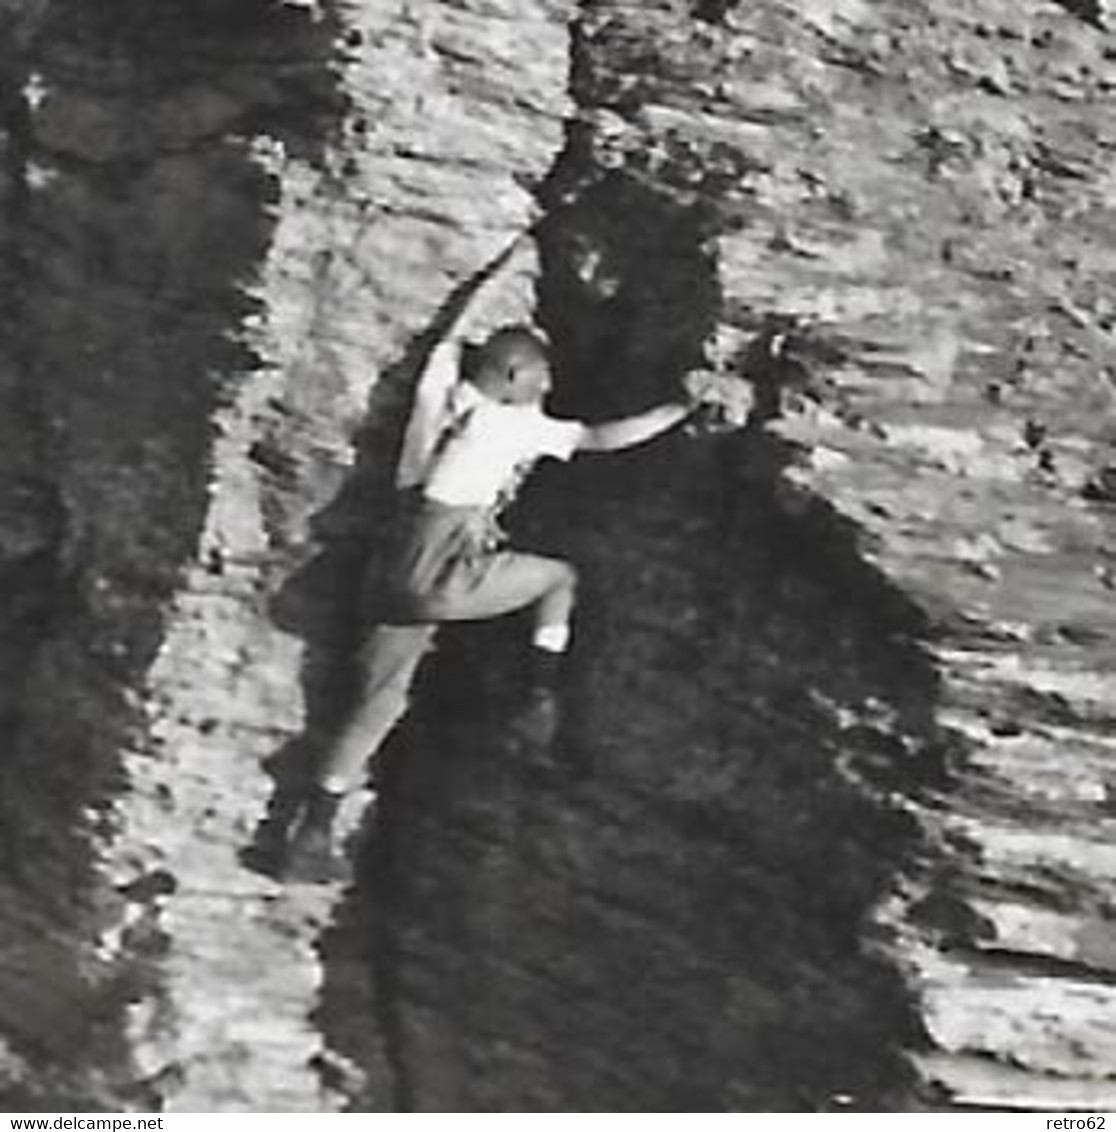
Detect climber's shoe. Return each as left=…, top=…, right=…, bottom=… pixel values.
left=279, top=787, right=348, bottom=885
left=239, top=782, right=309, bottom=877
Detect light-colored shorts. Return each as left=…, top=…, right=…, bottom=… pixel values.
left=385, top=497, right=564, bottom=623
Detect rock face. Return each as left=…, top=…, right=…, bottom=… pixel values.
left=1, top=0, right=1116, bottom=1114
left=670, top=0, right=1116, bottom=1108
left=0, top=0, right=572, bottom=1111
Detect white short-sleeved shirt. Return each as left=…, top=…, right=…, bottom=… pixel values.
left=423, top=399, right=585, bottom=507
left=394, top=341, right=585, bottom=507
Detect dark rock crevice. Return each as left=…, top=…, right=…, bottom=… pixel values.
left=330, top=2, right=948, bottom=1111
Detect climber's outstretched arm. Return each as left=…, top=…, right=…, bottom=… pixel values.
left=578, top=401, right=694, bottom=453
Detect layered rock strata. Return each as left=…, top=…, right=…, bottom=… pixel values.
left=0, top=0, right=572, bottom=1111
left=367, top=0, right=1116, bottom=1110
left=3, top=0, right=1116, bottom=1114
left=601, top=0, right=1116, bottom=1110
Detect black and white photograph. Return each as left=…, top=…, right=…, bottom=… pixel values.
left=1, top=0, right=1115, bottom=1115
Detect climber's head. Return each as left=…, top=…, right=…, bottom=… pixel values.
left=467, top=325, right=553, bottom=406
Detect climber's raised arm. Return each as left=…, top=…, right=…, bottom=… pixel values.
left=395, top=340, right=466, bottom=490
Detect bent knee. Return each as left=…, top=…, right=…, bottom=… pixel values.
left=549, top=559, right=578, bottom=593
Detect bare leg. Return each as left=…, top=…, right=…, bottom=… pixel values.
left=317, top=622, right=437, bottom=793
left=283, top=623, right=434, bottom=882
left=285, top=555, right=576, bottom=881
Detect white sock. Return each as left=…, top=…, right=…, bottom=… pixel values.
left=532, top=622, right=571, bottom=653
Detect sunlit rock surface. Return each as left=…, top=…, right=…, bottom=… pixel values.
left=1, top=0, right=1115, bottom=1113
left=675, top=0, right=1116, bottom=1110
left=0, top=0, right=571, bottom=1111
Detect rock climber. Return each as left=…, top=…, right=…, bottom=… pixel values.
left=280, top=323, right=732, bottom=881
